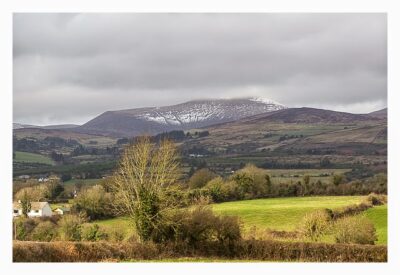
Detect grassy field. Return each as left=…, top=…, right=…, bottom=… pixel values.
left=361, top=204, right=387, bottom=245
left=14, top=151, right=54, bottom=165
left=212, top=196, right=365, bottom=231
left=89, top=196, right=386, bottom=245
left=91, top=216, right=135, bottom=239
left=63, top=178, right=101, bottom=186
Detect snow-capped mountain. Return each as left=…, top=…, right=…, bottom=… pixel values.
left=76, top=98, right=286, bottom=137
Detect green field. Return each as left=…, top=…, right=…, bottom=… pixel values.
left=14, top=151, right=54, bottom=165
left=212, top=196, right=364, bottom=231
left=91, top=216, right=135, bottom=239
left=361, top=205, right=387, bottom=245
left=63, top=178, right=101, bottom=186
left=90, top=196, right=386, bottom=245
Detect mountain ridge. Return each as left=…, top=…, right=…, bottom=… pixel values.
left=75, top=97, right=286, bottom=137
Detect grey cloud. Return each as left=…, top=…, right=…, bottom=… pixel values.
left=13, top=13, right=387, bottom=125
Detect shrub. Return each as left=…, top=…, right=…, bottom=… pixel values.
left=81, top=224, right=108, bottom=241
left=58, top=215, right=82, bottom=241
left=330, top=202, right=373, bottom=220
left=334, top=216, right=377, bottom=245
left=299, top=210, right=331, bottom=241
left=13, top=217, right=36, bottom=240
left=107, top=228, right=127, bottom=242
left=204, top=177, right=238, bottom=202
left=13, top=239, right=387, bottom=262
left=153, top=206, right=242, bottom=246
left=72, top=185, right=114, bottom=220
left=31, top=221, right=57, bottom=241
left=333, top=174, right=344, bottom=186
left=188, top=168, right=217, bottom=189
left=365, top=193, right=387, bottom=206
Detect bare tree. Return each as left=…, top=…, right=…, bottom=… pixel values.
left=110, top=136, right=180, bottom=241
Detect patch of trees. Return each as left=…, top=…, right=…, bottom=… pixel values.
left=188, top=168, right=217, bottom=189
left=70, top=145, right=119, bottom=156
left=71, top=185, right=114, bottom=220
left=186, top=165, right=387, bottom=203
left=152, top=130, right=186, bottom=142
left=14, top=181, right=66, bottom=202
left=13, top=135, right=80, bottom=153
left=259, top=160, right=314, bottom=169
left=13, top=161, right=117, bottom=178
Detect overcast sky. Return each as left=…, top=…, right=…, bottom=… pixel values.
left=13, top=13, right=387, bottom=125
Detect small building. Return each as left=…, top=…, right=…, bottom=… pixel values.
left=53, top=207, right=70, bottom=215
left=18, top=175, right=30, bottom=179
left=13, top=201, right=53, bottom=218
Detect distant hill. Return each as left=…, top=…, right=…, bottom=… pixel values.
left=243, top=107, right=379, bottom=124
left=368, top=108, right=387, bottom=119
left=13, top=123, right=79, bottom=130
left=75, top=98, right=286, bottom=137
left=181, top=107, right=386, bottom=156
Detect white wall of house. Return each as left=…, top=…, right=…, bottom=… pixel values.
left=13, top=203, right=53, bottom=217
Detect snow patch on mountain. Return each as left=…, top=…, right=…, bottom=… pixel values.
left=137, top=98, right=286, bottom=126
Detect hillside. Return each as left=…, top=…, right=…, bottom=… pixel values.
left=368, top=108, right=387, bottom=119
left=75, top=98, right=286, bottom=137
left=181, top=107, right=386, bottom=156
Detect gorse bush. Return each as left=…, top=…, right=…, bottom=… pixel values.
left=299, top=210, right=331, bottom=241
left=334, top=216, right=377, bottom=245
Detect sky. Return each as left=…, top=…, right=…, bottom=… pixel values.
left=13, top=13, right=387, bottom=125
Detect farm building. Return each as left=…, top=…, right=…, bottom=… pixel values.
left=53, top=207, right=70, bottom=215
left=13, top=201, right=53, bottom=218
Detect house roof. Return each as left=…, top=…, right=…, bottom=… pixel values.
left=13, top=201, right=49, bottom=211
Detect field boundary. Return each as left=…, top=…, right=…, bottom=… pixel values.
left=13, top=240, right=387, bottom=262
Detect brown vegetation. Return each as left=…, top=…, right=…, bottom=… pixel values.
left=13, top=240, right=387, bottom=262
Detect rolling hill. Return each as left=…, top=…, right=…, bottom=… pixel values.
left=182, top=107, right=386, bottom=156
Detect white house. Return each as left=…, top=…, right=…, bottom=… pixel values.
left=13, top=201, right=53, bottom=218
left=53, top=207, right=70, bottom=215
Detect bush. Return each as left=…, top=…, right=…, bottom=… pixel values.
left=188, top=168, right=217, bottom=189
left=106, top=228, right=126, bottom=242
left=204, top=177, right=239, bottom=202
left=330, top=202, right=372, bottom=220
left=81, top=224, right=108, bottom=241
left=72, top=185, right=114, bottom=220
left=365, top=193, right=387, bottom=206
left=334, top=216, right=377, bottom=245
left=13, top=239, right=387, bottom=262
left=13, top=217, right=36, bottom=240
left=31, top=221, right=57, bottom=241
left=299, top=210, right=331, bottom=241
left=153, top=206, right=242, bottom=246
left=58, top=215, right=82, bottom=241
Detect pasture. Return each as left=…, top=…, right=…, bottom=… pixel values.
left=14, top=151, right=54, bottom=165
left=361, top=204, right=387, bottom=244
left=212, top=196, right=364, bottom=231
